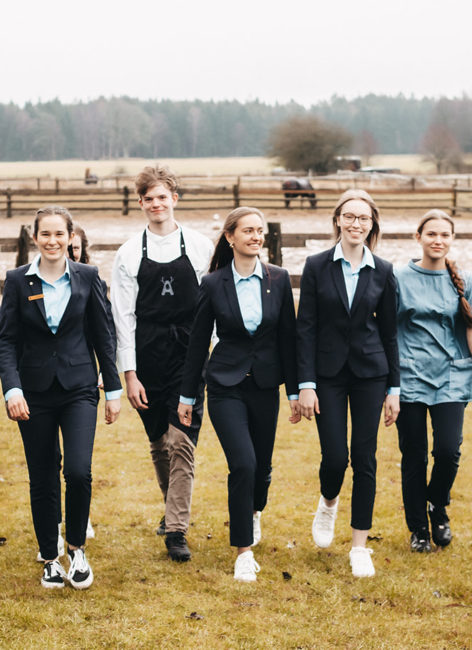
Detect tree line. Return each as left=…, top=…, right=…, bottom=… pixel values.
left=0, top=95, right=470, bottom=162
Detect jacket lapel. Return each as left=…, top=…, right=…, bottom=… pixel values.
left=257, top=264, right=271, bottom=333
left=56, top=262, right=79, bottom=334
left=350, top=266, right=371, bottom=316
left=222, top=264, right=248, bottom=334
left=331, top=258, right=350, bottom=316
left=25, top=272, right=48, bottom=326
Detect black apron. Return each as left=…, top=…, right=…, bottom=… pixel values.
left=135, top=229, right=205, bottom=444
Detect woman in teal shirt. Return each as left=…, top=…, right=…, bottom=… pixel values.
left=395, top=209, right=472, bottom=552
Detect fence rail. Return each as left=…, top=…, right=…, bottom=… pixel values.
left=1, top=183, right=471, bottom=217
left=3, top=223, right=472, bottom=293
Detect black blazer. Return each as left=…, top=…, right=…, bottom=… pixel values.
left=180, top=263, right=298, bottom=397
left=297, top=247, right=400, bottom=387
left=0, top=260, right=121, bottom=395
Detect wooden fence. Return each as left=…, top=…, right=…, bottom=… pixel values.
left=1, top=183, right=471, bottom=217
left=3, top=223, right=472, bottom=292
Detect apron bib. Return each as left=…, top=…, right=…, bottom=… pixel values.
left=135, top=229, right=204, bottom=443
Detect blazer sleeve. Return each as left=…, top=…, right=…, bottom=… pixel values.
left=0, top=271, right=22, bottom=394
left=296, top=257, right=318, bottom=385
left=277, top=270, right=298, bottom=396
left=377, top=263, right=400, bottom=387
left=85, top=268, right=122, bottom=392
left=180, top=277, right=215, bottom=398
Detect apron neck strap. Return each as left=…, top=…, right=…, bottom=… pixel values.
left=142, top=228, right=186, bottom=259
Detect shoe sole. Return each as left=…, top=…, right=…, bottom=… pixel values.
left=41, top=579, right=66, bottom=589
left=168, top=553, right=191, bottom=562
left=69, top=569, right=94, bottom=590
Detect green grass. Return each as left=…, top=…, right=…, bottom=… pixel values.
left=0, top=397, right=471, bottom=649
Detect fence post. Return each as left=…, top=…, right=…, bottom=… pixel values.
left=122, top=186, right=129, bottom=215
left=452, top=182, right=458, bottom=216
left=267, top=222, right=282, bottom=266
left=55, top=178, right=60, bottom=193
left=16, top=224, right=32, bottom=267
left=233, top=177, right=240, bottom=208
left=6, top=189, right=12, bottom=218
left=36, top=177, right=41, bottom=190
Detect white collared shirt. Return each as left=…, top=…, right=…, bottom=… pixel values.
left=231, top=258, right=263, bottom=334
left=111, top=223, right=214, bottom=372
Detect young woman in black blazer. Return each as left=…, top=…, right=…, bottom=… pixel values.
left=0, top=206, right=121, bottom=589
left=178, top=207, right=300, bottom=582
left=297, top=189, right=400, bottom=578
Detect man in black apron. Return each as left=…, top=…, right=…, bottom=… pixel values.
left=111, top=165, right=213, bottom=561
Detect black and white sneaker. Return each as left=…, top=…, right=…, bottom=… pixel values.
left=410, top=528, right=432, bottom=553
left=67, top=548, right=94, bottom=589
left=428, top=503, right=452, bottom=547
left=41, top=559, right=68, bottom=589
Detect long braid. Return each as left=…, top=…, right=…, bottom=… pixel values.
left=445, top=258, right=472, bottom=327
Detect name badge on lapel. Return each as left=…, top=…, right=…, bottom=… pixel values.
left=28, top=294, right=44, bottom=301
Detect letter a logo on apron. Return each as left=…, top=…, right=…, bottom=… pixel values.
left=161, top=276, right=174, bottom=296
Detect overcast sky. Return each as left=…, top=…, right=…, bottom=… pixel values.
left=2, top=0, right=470, bottom=107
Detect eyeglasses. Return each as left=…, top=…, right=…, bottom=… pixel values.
left=340, top=213, right=372, bottom=226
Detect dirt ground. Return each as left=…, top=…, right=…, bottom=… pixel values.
left=2, top=208, right=472, bottom=284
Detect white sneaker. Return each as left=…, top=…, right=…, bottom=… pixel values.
left=67, top=548, right=94, bottom=589
left=86, top=518, right=95, bottom=539
left=252, top=511, right=262, bottom=546
left=234, top=550, right=260, bottom=583
left=312, top=496, right=338, bottom=548
left=36, top=525, right=65, bottom=562
left=41, top=559, right=68, bottom=589
left=349, top=546, right=375, bottom=577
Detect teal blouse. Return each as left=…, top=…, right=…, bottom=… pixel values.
left=395, top=260, right=472, bottom=404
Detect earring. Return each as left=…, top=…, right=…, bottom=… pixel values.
left=229, top=242, right=234, bottom=248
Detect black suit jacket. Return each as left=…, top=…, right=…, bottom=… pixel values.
left=180, top=263, right=298, bottom=398
left=0, top=260, right=121, bottom=395
left=297, top=247, right=400, bottom=386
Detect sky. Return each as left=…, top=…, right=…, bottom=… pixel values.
left=1, top=0, right=471, bottom=107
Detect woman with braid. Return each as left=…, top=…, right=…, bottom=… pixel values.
left=395, top=210, right=472, bottom=552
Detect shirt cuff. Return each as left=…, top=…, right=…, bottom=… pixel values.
left=117, top=349, right=137, bottom=374
left=287, top=394, right=298, bottom=401
left=105, top=389, right=123, bottom=401
left=299, top=382, right=317, bottom=390
left=387, top=387, right=400, bottom=395
left=180, top=396, right=196, bottom=406
left=5, top=387, right=23, bottom=402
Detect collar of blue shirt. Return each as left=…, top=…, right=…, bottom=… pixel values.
left=26, top=254, right=71, bottom=283
left=333, top=242, right=375, bottom=270
left=231, top=257, right=263, bottom=283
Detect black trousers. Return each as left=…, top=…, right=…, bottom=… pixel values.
left=315, top=365, right=387, bottom=530
left=396, top=401, right=465, bottom=532
left=18, top=380, right=98, bottom=561
left=207, top=375, right=280, bottom=547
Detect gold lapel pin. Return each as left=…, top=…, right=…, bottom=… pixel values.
left=29, top=281, right=33, bottom=286
left=267, top=289, right=270, bottom=293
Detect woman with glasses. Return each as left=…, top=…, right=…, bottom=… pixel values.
left=297, top=189, right=400, bottom=578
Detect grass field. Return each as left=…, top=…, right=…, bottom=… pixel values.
left=0, top=154, right=467, bottom=180
left=0, top=395, right=471, bottom=649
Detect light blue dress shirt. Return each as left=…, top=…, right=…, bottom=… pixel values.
left=395, top=260, right=472, bottom=404
left=180, top=258, right=297, bottom=404
left=5, top=255, right=121, bottom=402
left=299, top=243, right=400, bottom=395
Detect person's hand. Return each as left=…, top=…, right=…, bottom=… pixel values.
left=125, top=371, right=148, bottom=410
left=178, top=402, right=193, bottom=427
left=384, top=394, right=400, bottom=427
left=299, top=388, right=320, bottom=420
left=105, top=398, right=121, bottom=424
left=6, top=394, right=30, bottom=421
left=288, top=399, right=301, bottom=424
